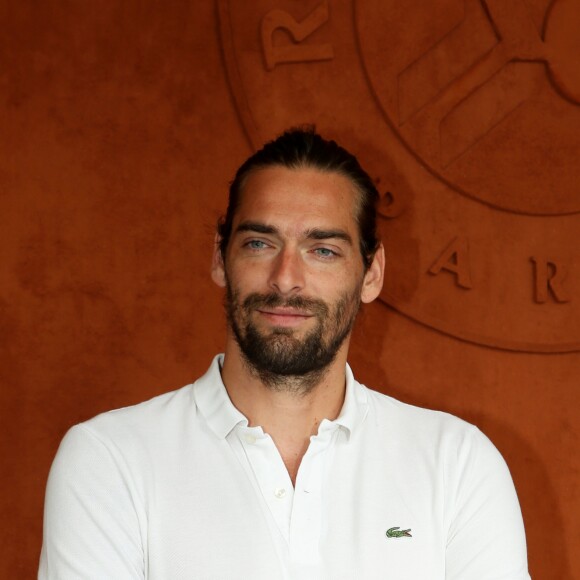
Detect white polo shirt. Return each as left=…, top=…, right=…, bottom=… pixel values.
left=39, top=355, right=530, bottom=579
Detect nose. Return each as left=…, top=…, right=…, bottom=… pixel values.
left=268, top=247, right=305, bottom=295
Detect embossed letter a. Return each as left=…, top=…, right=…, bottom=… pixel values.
left=429, top=236, right=472, bottom=289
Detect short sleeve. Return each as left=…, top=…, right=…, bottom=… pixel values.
left=39, top=424, right=145, bottom=579
left=445, top=427, right=531, bottom=580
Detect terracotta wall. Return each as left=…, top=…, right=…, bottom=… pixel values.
left=1, top=1, right=578, bottom=577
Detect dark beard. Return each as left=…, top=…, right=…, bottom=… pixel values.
left=225, top=285, right=360, bottom=393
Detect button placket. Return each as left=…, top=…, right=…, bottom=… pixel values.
left=289, top=427, right=337, bottom=565
left=238, top=427, right=294, bottom=541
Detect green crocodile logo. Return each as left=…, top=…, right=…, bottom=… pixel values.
left=386, top=526, right=412, bottom=538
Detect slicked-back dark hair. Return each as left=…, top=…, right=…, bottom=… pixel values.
left=217, top=127, right=380, bottom=269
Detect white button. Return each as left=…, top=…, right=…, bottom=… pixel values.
left=244, top=434, right=257, bottom=444
left=274, top=487, right=286, bottom=499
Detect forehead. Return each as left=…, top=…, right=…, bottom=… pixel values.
left=234, top=166, right=360, bottom=234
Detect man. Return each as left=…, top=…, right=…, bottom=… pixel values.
left=39, top=128, right=530, bottom=578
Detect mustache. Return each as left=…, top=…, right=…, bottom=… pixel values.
left=242, top=292, right=329, bottom=316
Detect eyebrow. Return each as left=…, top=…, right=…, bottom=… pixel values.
left=235, top=221, right=278, bottom=235
left=304, top=228, right=353, bottom=245
left=235, top=221, right=353, bottom=245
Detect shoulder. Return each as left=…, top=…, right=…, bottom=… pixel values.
left=51, top=384, right=198, bottom=480
left=359, top=383, right=506, bottom=470
left=70, top=355, right=225, bottom=448
left=358, top=384, right=522, bottom=522
left=81, top=383, right=197, bottom=441
left=56, top=355, right=226, bottom=470
left=363, top=384, right=476, bottom=436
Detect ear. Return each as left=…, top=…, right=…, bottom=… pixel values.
left=211, top=233, right=226, bottom=288
left=360, top=243, right=385, bottom=304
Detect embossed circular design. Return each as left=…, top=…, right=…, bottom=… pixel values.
left=217, top=0, right=580, bottom=353
left=354, top=0, right=580, bottom=216
left=545, top=0, right=580, bottom=103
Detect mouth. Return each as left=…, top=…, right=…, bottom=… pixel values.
left=255, top=308, right=314, bottom=327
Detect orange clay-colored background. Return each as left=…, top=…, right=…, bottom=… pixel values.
left=1, top=1, right=579, bottom=578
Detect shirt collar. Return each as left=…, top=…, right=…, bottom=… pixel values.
left=193, top=354, right=368, bottom=440
left=327, top=362, right=369, bottom=439
left=193, top=354, right=248, bottom=439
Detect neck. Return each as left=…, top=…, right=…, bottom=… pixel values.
left=219, top=335, right=350, bottom=483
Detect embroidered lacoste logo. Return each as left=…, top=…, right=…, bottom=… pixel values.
left=386, top=526, right=412, bottom=538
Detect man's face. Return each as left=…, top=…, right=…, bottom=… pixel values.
left=212, top=165, right=382, bottom=388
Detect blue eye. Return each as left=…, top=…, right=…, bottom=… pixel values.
left=246, top=240, right=267, bottom=250
left=314, top=248, right=337, bottom=258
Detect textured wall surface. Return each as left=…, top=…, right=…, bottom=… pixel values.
left=1, top=0, right=578, bottom=577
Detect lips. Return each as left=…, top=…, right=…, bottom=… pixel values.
left=241, top=292, right=329, bottom=319
left=256, top=308, right=314, bottom=327
left=257, top=307, right=312, bottom=317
